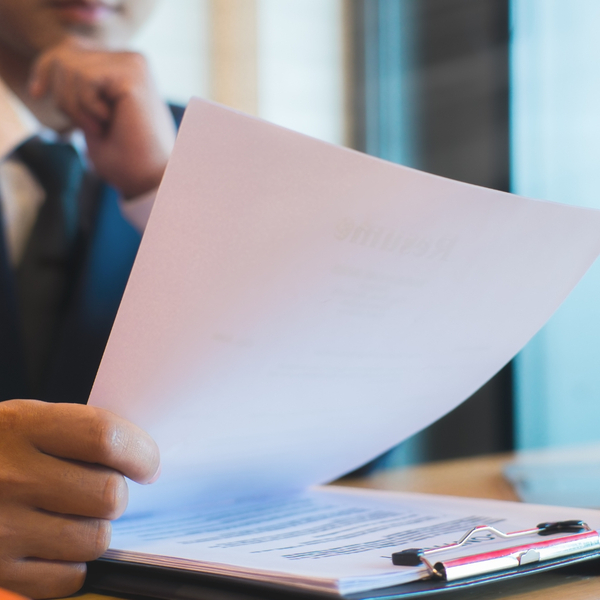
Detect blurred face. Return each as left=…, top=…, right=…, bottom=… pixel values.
left=0, top=0, right=158, bottom=59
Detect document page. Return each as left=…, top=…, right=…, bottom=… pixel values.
left=106, top=487, right=600, bottom=594
left=89, top=99, right=600, bottom=515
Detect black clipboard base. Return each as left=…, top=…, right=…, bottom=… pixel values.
left=85, top=550, right=600, bottom=600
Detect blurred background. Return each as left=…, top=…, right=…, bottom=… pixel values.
left=131, top=0, right=600, bottom=469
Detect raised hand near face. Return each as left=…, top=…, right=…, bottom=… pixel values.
left=28, top=37, right=176, bottom=199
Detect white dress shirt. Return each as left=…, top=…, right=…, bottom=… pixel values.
left=0, top=76, right=156, bottom=266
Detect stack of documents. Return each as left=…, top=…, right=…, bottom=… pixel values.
left=105, top=487, right=600, bottom=595
left=89, top=99, right=600, bottom=595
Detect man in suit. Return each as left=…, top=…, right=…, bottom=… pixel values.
left=0, top=1, right=174, bottom=596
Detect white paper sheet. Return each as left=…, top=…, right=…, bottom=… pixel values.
left=106, top=487, right=600, bottom=595
left=89, top=98, right=600, bottom=515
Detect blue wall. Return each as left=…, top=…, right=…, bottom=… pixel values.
left=511, top=0, right=600, bottom=448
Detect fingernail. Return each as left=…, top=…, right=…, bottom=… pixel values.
left=147, top=463, right=161, bottom=484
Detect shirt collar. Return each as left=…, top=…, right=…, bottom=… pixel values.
left=0, top=76, right=41, bottom=160
left=0, top=75, right=86, bottom=161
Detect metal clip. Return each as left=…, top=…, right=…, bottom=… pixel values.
left=391, top=520, right=600, bottom=581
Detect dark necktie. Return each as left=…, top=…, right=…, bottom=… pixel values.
left=14, top=138, right=84, bottom=394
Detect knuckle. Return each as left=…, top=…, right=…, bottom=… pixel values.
left=121, top=51, right=150, bottom=87
left=0, top=399, right=29, bottom=432
left=0, top=557, right=86, bottom=598
left=57, top=566, right=87, bottom=598
left=124, top=50, right=148, bottom=70
left=57, top=94, right=76, bottom=113
left=44, top=54, right=62, bottom=74
left=0, top=555, right=16, bottom=582
left=100, top=472, right=128, bottom=519
left=43, top=563, right=87, bottom=598
left=0, top=405, right=17, bottom=432
left=0, top=402, right=42, bottom=501
left=90, top=519, right=112, bottom=558
left=0, top=467, right=30, bottom=502
left=89, top=415, right=126, bottom=462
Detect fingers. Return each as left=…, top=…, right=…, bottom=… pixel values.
left=28, top=39, right=140, bottom=131
left=0, top=399, right=159, bottom=596
left=10, top=400, right=160, bottom=485
left=77, top=73, right=111, bottom=123
left=25, top=36, right=176, bottom=198
left=6, top=507, right=111, bottom=564
left=17, top=457, right=129, bottom=519
left=0, top=559, right=86, bottom=599
left=29, top=45, right=110, bottom=136
left=51, top=64, right=105, bottom=136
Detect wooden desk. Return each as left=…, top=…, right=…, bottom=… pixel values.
left=70, top=453, right=600, bottom=600
left=338, top=452, right=519, bottom=501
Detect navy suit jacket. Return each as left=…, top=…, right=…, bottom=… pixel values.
left=0, top=104, right=185, bottom=404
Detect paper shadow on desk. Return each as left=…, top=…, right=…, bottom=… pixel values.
left=86, top=553, right=600, bottom=600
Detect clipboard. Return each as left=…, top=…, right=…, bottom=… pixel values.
left=86, top=520, right=600, bottom=600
